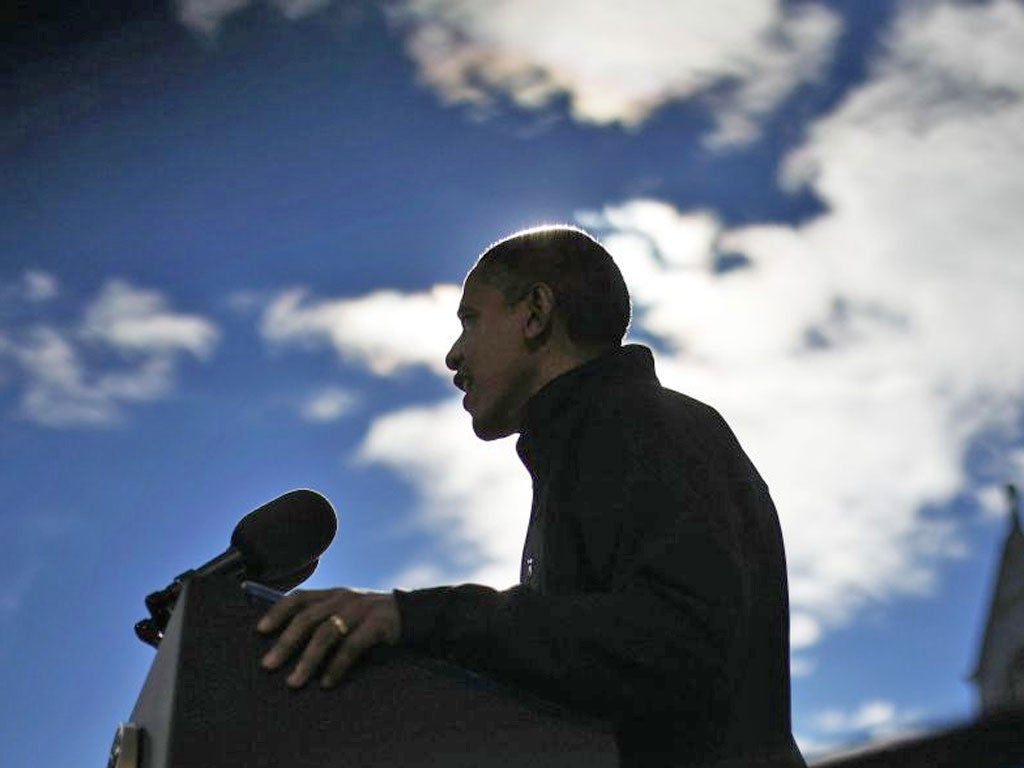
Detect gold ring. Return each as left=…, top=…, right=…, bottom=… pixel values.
left=329, top=614, right=349, bottom=636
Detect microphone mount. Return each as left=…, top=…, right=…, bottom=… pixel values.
left=135, top=578, right=187, bottom=648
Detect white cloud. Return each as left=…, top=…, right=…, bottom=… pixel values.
left=0, top=279, right=220, bottom=427
left=797, top=699, right=925, bottom=757
left=301, top=386, right=357, bottom=423
left=260, top=285, right=462, bottom=375
left=814, top=699, right=923, bottom=739
left=975, top=472, right=1024, bottom=522
left=82, top=280, right=219, bottom=358
left=23, top=271, right=59, bottom=302
left=790, top=612, right=823, bottom=651
left=9, top=328, right=175, bottom=426
left=705, top=3, right=843, bottom=148
left=0, top=270, right=59, bottom=308
left=390, top=0, right=840, bottom=144
left=790, top=656, right=817, bottom=679
left=385, top=561, right=450, bottom=592
left=815, top=700, right=894, bottom=733
left=175, top=0, right=330, bottom=35
left=177, top=0, right=251, bottom=36
left=792, top=732, right=841, bottom=760
left=357, top=398, right=531, bottom=590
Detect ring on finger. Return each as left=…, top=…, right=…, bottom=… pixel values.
left=328, top=614, right=349, bottom=637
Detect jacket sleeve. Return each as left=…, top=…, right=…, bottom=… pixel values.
left=393, top=404, right=751, bottom=725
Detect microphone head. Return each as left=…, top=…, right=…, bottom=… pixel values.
left=264, top=558, right=319, bottom=591
left=230, top=489, right=337, bottom=582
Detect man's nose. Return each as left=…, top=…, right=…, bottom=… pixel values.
left=445, top=337, right=462, bottom=371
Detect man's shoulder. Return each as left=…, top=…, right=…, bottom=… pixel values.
left=589, top=374, right=731, bottom=436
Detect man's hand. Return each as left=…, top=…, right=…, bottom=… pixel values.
left=256, top=588, right=401, bottom=689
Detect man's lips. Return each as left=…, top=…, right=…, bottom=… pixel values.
left=455, top=373, right=476, bottom=411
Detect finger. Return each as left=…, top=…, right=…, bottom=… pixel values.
left=256, top=590, right=312, bottom=634
left=257, top=588, right=341, bottom=633
left=261, top=602, right=334, bottom=670
left=287, top=618, right=346, bottom=688
left=320, top=618, right=383, bottom=688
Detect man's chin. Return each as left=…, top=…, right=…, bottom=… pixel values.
left=471, top=415, right=515, bottom=441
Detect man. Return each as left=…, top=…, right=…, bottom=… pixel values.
left=258, top=227, right=805, bottom=767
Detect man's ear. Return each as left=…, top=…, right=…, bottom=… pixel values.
left=522, top=282, right=556, bottom=344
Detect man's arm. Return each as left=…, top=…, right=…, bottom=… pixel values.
left=395, top=566, right=742, bottom=724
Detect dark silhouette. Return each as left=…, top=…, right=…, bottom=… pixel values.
left=259, top=226, right=804, bottom=767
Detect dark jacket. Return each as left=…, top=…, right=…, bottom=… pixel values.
left=396, top=345, right=805, bottom=768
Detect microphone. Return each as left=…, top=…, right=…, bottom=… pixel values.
left=190, top=488, right=337, bottom=585
left=135, top=489, right=337, bottom=647
left=258, top=558, right=319, bottom=593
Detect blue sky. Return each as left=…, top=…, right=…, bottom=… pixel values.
left=3, top=0, right=1024, bottom=764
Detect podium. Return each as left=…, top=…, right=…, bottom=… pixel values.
left=119, top=576, right=617, bottom=767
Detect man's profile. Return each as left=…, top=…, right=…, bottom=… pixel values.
left=257, top=226, right=805, bottom=768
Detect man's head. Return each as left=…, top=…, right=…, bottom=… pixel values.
left=472, top=226, right=631, bottom=353
left=445, top=226, right=631, bottom=440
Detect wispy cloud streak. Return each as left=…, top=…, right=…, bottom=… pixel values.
left=0, top=278, right=219, bottom=427
left=261, top=285, right=461, bottom=376
left=175, top=0, right=331, bottom=35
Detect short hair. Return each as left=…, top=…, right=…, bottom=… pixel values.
left=473, top=226, right=631, bottom=350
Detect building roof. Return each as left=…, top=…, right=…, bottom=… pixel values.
left=971, top=484, right=1024, bottom=683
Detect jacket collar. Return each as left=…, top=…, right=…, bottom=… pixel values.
left=516, top=344, right=658, bottom=474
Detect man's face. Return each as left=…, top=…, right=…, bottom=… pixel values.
left=445, top=270, right=535, bottom=440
